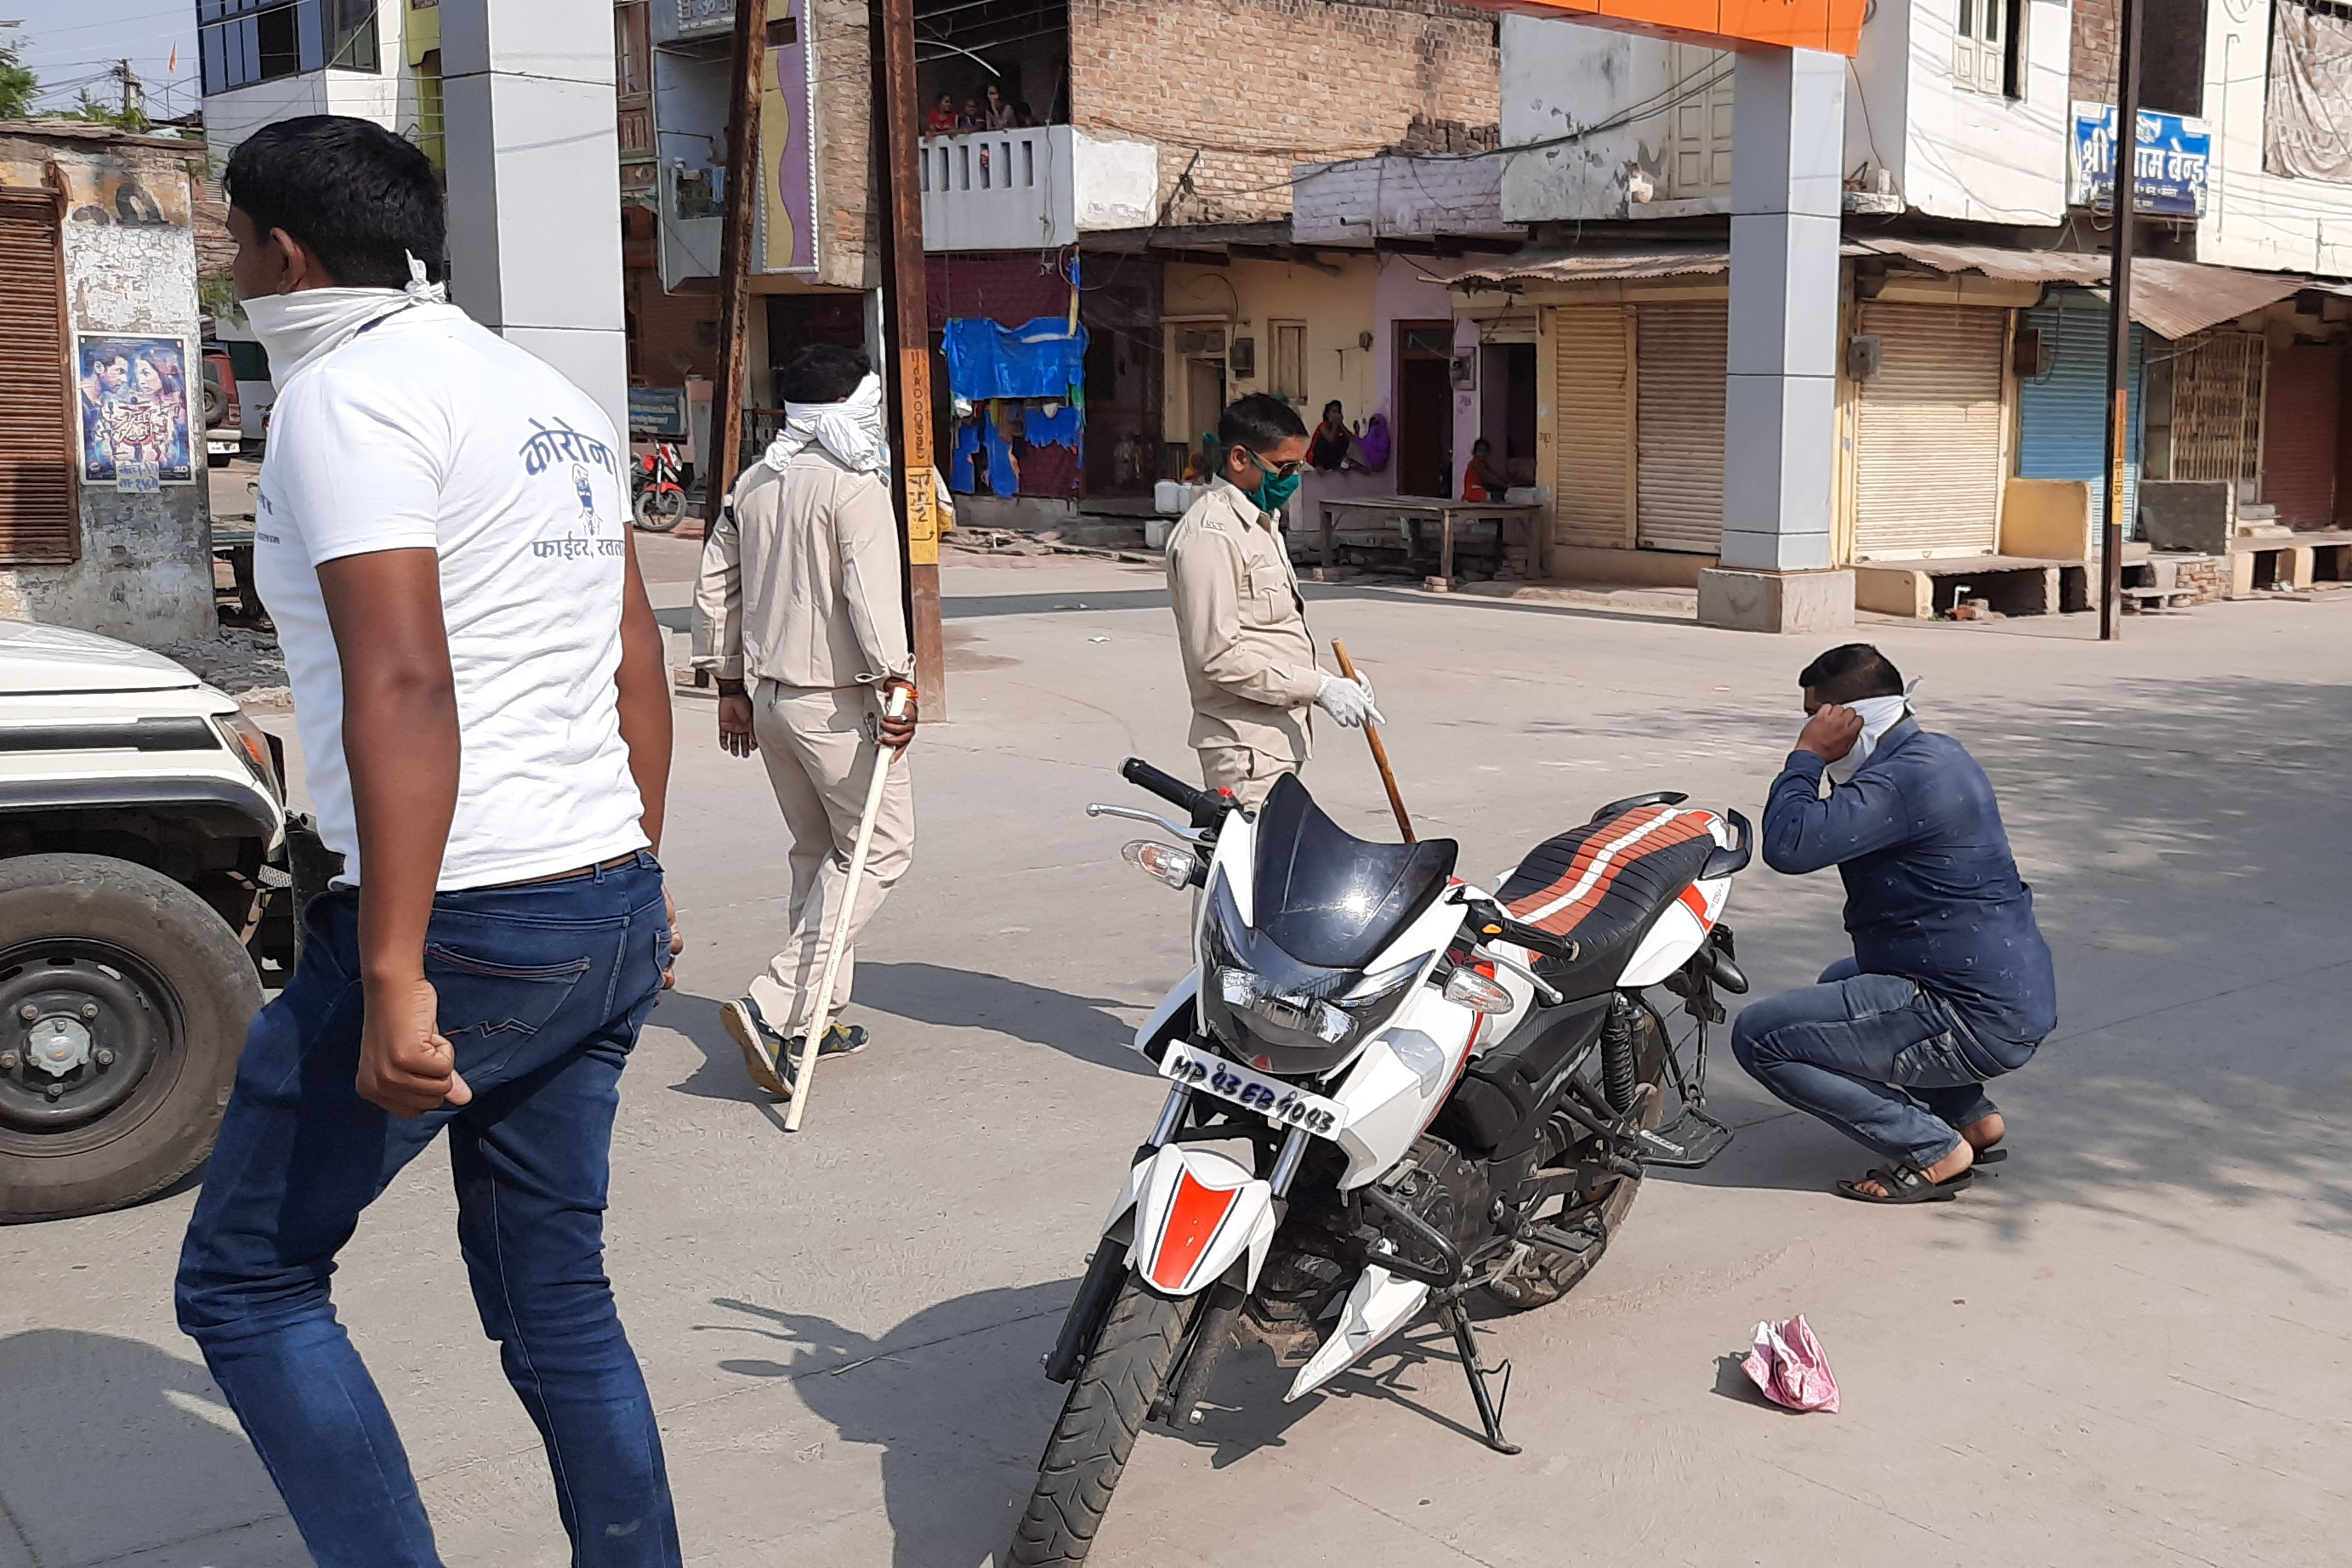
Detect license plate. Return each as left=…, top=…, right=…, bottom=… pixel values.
left=1160, top=1040, right=1344, bottom=1139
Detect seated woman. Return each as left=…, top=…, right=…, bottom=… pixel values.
left=1459, top=437, right=1507, bottom=501
left=1309, top=400, right=1354, bottom=471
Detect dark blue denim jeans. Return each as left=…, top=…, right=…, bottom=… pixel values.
left=176, top=854, right=679, bottom=1568
left=1730, top=957, right=2039, bottom=1169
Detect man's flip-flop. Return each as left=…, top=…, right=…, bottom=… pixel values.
left=1834, top=1164, right=1974, bottom=1204
left=1972, top=1146, right=2008, bottom=1165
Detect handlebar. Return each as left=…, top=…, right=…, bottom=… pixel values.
left=1121, top=757, right=1233, bottom=832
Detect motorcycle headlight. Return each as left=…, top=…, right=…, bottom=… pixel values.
left=1199, top=876, right=1429, bottom=1073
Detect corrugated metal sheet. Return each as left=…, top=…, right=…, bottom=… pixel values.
left=1854, top=304, right=2008, bottom=560
left=1461, top=249, right=1730, bottom=286
left=1848, top=240, right=2306, bottom=342
left=1848, top=239, right=2109, bottom=286
left=2262, top=343, right=2341, bottom=527
left=0, top=194, right=77, bottom=565
left=2170, top=332, right=2266, bottom=486
left=2017, top=300, right=2145, bottom=537
left=1547, top=304, right=1634, bottom=548
left=1634, top=301, right=1726, bottom=554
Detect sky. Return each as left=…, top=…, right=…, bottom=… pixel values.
left=9, top=0, right=202, bottom=122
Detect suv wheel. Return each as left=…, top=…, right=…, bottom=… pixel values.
left=0, top=855, right=261, bottom=1223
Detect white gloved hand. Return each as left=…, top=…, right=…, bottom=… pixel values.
left=1315, top=672, right=1387, bottom=729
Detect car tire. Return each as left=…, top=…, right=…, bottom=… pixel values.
left=0, top=855, right=260, bottom=1224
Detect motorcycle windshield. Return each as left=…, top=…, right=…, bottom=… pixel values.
left=1250, top=773, right=1457, bottom=969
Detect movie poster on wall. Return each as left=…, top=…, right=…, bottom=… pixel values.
left=76, top=333, right=196, bottom=487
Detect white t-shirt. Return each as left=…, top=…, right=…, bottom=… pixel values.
left=253, top=303, right=648, bottom=890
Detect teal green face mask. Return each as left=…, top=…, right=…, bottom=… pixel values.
left=1243, top=449, right=1304, bottom=514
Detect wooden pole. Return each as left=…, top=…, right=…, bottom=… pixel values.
left=2099, top=0, right=2144, bottom=642
left=1331, top=639, right=1413, bottom=843
left=704, top=0, right=767, bottom=531
left=870, top=0, right=947, bottom=715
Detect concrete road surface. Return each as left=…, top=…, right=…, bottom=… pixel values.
left=6, top=544, right=2349, bottom=1568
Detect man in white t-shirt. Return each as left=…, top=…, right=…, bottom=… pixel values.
left=173, top=116, right=685, bottom=1567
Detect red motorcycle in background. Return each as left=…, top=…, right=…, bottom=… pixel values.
left=632, top=443, right=690, bottom=532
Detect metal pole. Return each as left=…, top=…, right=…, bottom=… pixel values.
left=870, top=0, right=948, bottom=714
left=2099, top=0, right=2144, bottom=642
left=705, top=0, right=767, bottom=530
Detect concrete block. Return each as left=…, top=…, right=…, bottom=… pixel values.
left=1852, top=565, right=1932, bottom=617
left=1697, top=567, right=1855, bottom=633
left=2140, top=480, right=2233, bottom=554
left=2002, top=478, right=2093, bottom=560
left=1543, top=543, right=1713, bottom=588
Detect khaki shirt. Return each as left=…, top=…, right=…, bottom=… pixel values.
left=1165, top=478, right=1322, bottom=761
left=692, top=450, right=912, bottom=689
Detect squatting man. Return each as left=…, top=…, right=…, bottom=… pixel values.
left=1732, top=644, right=2058, bottom=1204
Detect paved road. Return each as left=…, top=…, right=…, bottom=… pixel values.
left=7, top=547, right=2349, bottom=1568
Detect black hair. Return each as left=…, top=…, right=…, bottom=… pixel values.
left=1798, top=643, right=1905, bottom=705
left=1472, top=437, right=1491, bottom=452
left=1322, top=400, right=1344, bottom=418
left=224, top=116, right=442, bottom=289
left=775, top=342, right=872, bottom=404
left=1218, top=391, right=1308, bottom=451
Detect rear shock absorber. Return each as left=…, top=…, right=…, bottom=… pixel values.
left=1600, top=995, right=1639, bottom=1117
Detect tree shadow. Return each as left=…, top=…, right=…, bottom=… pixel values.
left=0, top=1330, right=304, bottom=1567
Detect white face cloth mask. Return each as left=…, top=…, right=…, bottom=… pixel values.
left=240, top=252, right=446, bottom=389
left=1823, top=692, right=1913, bottom=785
left=764, top=372, right=889, bottom=475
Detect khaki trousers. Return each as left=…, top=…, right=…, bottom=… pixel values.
left=1196, top=743, right=1300, bottom=811
left=747, top=682, right=917, bottom=1034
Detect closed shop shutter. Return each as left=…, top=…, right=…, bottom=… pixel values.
left=2168, top=331, right=2265, bottom=491
left=0, top=194, right=77, bottom=565
left=1854, top=303, right=2007, bottom=560
left=1547, top=304, right=1633, bottom=548
left=2015, top=301, right=2145, bottom=537
left=1634, top=300, right=1726, bottom=554
left=2260, top=342, right=2340, bottom=528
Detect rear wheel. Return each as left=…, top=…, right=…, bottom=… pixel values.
left=1008, top=1276, right=1195, bottom=1567
left=0, top=855, right=260, bottom=1223
left=1486, top=1003, right=1669, bottom=1311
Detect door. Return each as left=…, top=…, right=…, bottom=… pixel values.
left=1853, top=303, right=2008, bottom=560
left=1396, top=321, right=1454, bottom=497
left=2260, top=342, right=2340, bottom=528
left=1546, top=304, right=1634, bottom=548
left=1185, top=355, right=1225, bottom=452
left=1634, top=301, right=1728, bottom=553
left=2167, top=331, right=2266, bottom=498
left=0, top=193, right=77, bottom=564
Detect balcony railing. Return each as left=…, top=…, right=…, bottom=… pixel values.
left=919, top=125, right=1158, bottom=253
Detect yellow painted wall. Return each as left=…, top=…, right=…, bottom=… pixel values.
left=1162, top=257, right=1378, bottom=446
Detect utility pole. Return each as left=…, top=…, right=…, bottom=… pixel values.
left=113, top=59, right=144, bottom=123
left=706, top=0, right=768, bottom=533
left=2098, top=0, right=2144, bottom=642
left=869, top=0, right=946, bottom=715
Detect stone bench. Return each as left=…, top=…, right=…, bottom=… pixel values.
left=1853, top=554, right=2091, bottom=619
left=2229, top=531, right=2352, bottom=596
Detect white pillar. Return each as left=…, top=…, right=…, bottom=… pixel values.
left=1699, top=46, right=1854, bottom=633
left=440, top=0, right=629, bottom=439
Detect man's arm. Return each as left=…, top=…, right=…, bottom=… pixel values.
left=835, top=474, right=918, bottom=747
left=616, top=534, right=672, bottom=854
left=1761, top=753, right=1914, bottom=874
left=690, top=482, right=755, bottom=758
left=317, top=548, right=469, bottom=1117
left=1168, top=531, right=1323, bottom=710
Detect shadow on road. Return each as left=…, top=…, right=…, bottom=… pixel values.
left=0, top=1329, right=300, bottom=1567
left=850, top=960, right=1154, bottom=1076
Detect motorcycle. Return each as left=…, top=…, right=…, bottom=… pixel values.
left=632, top=442, right=690, bottom=532
left=1008, top=758, right=1752, bottom=1565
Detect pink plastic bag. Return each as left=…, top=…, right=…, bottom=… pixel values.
left=1741, top=1315, right=1839, bottom=1412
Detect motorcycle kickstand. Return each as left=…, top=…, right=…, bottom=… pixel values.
left=1438, top=1297, right=1520, bottom=1457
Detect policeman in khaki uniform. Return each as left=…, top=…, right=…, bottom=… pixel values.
left=693, top=344, right=917, bottom=1098
left=1167, top=394, right=1383, bottom=809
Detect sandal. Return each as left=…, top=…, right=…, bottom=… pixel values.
left=1834, top=1164, right=1974, bottom=1204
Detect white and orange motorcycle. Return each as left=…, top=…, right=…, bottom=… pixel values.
left=1008, top=758, right=1753, bottom=1565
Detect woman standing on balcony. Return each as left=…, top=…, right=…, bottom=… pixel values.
left=926, top=93, right=958, bottom=134
left=982, top=84, right=1018, bottom=130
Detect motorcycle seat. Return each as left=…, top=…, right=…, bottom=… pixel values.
left=1496, top=804, right=1719, bottom=1001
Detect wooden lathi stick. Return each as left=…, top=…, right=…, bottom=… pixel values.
left=1330, top=639, right=1413, bottom=843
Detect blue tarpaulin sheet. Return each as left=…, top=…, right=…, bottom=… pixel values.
left=942, top=316, right=1088, bottom=401
left=1024, top=403, right=1080, bottom=449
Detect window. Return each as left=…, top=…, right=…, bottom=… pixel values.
left=0, top=195, right=78, bottom=564
left=1269, top=321, right=1306, bottom=401
left=198, top=0, right=378, bottom=94
left=1954, top=0, right=2023, bottom=99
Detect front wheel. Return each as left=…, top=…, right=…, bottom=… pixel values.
left=1008, top=1276, right=1194, bottom=1567
left=633, top=485, right=686, bottom=532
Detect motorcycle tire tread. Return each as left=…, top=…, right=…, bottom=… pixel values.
left=1008, top=1279, right=1194, bottom=1567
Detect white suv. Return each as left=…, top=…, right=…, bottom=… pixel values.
left=0, top=622, right=299, bottom=1222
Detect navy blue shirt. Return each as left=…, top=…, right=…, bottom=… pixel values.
left=1762, top=719, right=2057, bottom=1046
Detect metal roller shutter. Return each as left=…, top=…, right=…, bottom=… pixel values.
left=1547, top=304, right=1633, bottom=548
left=1854, top=303, right=2007, bottom=560
left=0, top=194, right=77, bottom=564
left=1634, top=301, right=1726, bottom=554
left=2015, top=302, right=2145, bottom=536
left=2260, top=343, right=2339, bottom=528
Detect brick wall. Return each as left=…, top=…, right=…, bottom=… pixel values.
left=810, top=0, right=877, bottom=290
left=2071, top=0, right=2118, bottom=111
left=1067, top=0, right=1500, bottom=224
left=2071, top=0, right=2207, bottom=117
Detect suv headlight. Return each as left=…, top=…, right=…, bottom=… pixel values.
left=218, top=707, right=283, bottom=804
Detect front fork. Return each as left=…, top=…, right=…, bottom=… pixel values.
left=1042, top=1085, right=1310, bottom=1391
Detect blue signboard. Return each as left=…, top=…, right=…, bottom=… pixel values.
left=2070, top=101, right=2211, bottom=217
left=628, top=386, right=689, bottom=438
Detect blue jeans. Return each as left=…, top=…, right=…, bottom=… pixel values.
left=176, top=854, right=680, bottom=1568
left=1730, top=957, right=2039, bottom=1169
